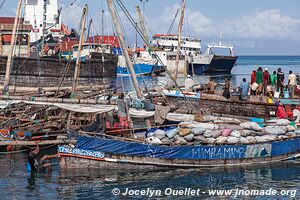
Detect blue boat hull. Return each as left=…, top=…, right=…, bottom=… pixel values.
left=59, top=135, right=300, bottom=169
left=117, top=63, right=165, bottom=76
left=189, top=55, right=238, bottom=75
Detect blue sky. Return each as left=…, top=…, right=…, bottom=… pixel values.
left=2, top=0, right=300, bottom=55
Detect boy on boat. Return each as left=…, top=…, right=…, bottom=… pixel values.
left=240, top=78, right=249, bottom=101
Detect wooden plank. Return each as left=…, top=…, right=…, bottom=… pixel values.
left=0, top=139, right=75, bottom=146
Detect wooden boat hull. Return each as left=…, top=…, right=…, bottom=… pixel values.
left=58, top=136, right=300, bottom=169
left=0, top=53, right=118, bottom=87
left=164, top=94, right=275, bottom=118
left=169, top=96, right=275, bottom=118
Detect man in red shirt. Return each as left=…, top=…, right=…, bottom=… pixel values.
left=263, top=68, right=270, bottom=96
left=250, top=70, right=256, bottom=95
left=251, top=70, right=256, bottom=85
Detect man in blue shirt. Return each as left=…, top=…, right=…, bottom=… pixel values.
left=240, top=78, right=249, bottom=100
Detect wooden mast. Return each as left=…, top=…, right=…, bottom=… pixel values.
left=107, top=0, right=142, bottom=98
left=71, top=4, right=88, bottom=96
left=4, top=0, right=22, bottom=92
left=174, top=0, right=186, bottom=80
left=107, top=0, right=152, bottom=128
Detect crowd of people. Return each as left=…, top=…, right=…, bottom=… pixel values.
left=250, top=67, right=299, bottom=98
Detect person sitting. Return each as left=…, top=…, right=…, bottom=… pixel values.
left=277, top=68, right=285, bottom=97
left=240, top=78, right=249, bottom=101
left=275, top=102, right=287, bottom=119
left=207, top=78, right=216, bottom=94
left=291, top=105, right=300, bottom=124
left=222, top=87, right=231, bottom=99
left=184, top=75, right=195, bottom=92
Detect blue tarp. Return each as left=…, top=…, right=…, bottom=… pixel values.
left=77, top=136, right=248, bottom=160
left=76, top=136, right=300, bottom=160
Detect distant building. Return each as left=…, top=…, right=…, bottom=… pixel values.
left=0, top=17, right=32, bottom=57
left=24, top=0, right=62, bottom=43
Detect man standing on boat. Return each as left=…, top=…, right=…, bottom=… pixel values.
left=251, top=70, right=256, bottom=85
left=270, top=71, right=277, bottom=94
left=255, top=67, right=263, bottom=95
left=288, top=70, right=297, bottom=98
left=275, top=102, right=287, bottom=119
left=240, top=78, right=249, bottom=101
left=263, top=68, right=270, bottom=96
left=116, top=93, right=129, bottom=128
left=277, top=68, right=285, bottom=97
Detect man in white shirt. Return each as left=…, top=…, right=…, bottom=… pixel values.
left=185, top=75, right=195, bottom=92
left=288, top=70, right=297, bottom=98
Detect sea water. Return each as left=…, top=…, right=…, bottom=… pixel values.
left=0, top=151, right=300, bottom=199
left=1, top=56, right=300, bottom=199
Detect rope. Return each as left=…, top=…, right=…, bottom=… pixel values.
left=56, top=56, right=72, bottom=94
left=115, top=0, right=201, bottom=115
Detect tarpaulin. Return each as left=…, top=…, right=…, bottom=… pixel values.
left=0, top=100, right=116, bottom=113
left=76, top=136, right=249, bottom=160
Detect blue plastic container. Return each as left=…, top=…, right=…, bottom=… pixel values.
left=284, top=91, right=290, bottom=99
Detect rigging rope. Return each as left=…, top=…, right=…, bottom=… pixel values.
left=115, top=0, right=201, bottom=115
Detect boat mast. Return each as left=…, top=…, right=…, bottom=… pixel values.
left=71, top=4, right=88, bottom=96
left=107, top=0, right=143, bottom=98
left=4, top=0, right=22, bottom=92
left=135, top=6, right=149, bottom=45
left=174, top=0, right=186, bottom=80
left=41, top=0, right=47, bottom=56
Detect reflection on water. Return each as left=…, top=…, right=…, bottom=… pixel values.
left=58, top=162, right=300, bottom=199
left=1, top=150, right=299, bottom=199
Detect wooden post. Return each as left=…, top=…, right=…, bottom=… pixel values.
left=71, top=4, right=88, bottom=96
left=174, top=0, right=186, bottom=80
left=107, top=0, right=142, bottom=98
left=107, top=0, right=150, bottom=127
left=27, top=34, right=30, bottom=58
left=4, top=0, right=23, bottom=89
left=0, top=32, right=2, bottom=56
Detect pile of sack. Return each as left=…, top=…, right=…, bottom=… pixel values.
left=145, top=119, right=300, bottom=145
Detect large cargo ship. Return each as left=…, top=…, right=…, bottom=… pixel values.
left=150, top=34, right=238, bottom=75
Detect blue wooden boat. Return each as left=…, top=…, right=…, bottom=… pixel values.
left=116, top=63, right=164, bottom=76
left=59, top=135, right=300, bottom=169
